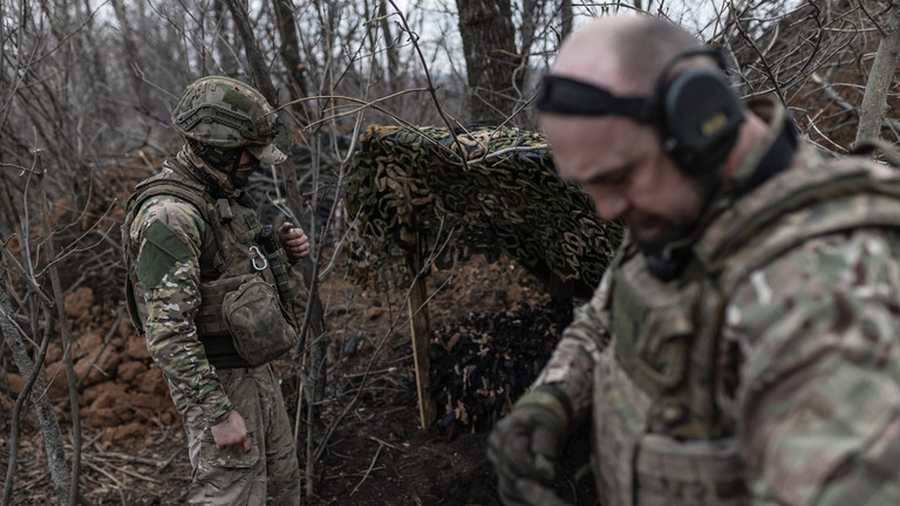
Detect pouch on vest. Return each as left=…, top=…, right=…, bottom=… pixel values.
left=635, top=434, right=747, bottom=506
left=222, top=276, right=297, bottom=367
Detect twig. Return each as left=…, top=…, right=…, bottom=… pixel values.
left=156, top=448, right=181, bottom=471
left=368, top=435, right=400, bottom=450
left=857, top=0, right=887, bottom=37
left=386, top=0, right=472, bottom=169
left=82, top=461, right=126, bottom=506
left=730, top=0, right=787, bottom=105
left=806, top=114, right=848, bottom=152
left=349, top=442, right=384, bottom=496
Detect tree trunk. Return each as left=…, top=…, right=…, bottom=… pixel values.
left=79, top=0, right=110, bottom=89
left=560, top=0, right=573, bottom=41
left=43, top=180, right=81, bottom=506
left=222, top=0, right=279, bottom=102
left=0, top=289, right=69, bottom=505
left=516, top=0, right=542, bottom=100
left=110, top=0, right=150, bottom=114
left=455, top=0, right=520, bottom=124
left=854, top=9, right=900, bottom=146
left=379, top=0, right=401, bottom=91
left=271, top=0, right=310, bottom=120
left=213, top=1, right=240, bottom=76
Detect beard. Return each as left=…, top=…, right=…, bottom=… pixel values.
left=632, top=172, right=721, bottom=281
left=630, top=213, right=703, bottom=281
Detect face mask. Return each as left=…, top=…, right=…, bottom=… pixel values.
left=189, top=140, right=243, bottom=169
left=230, top=157, right=260, bottom=188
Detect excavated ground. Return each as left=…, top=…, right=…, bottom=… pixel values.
left=1, top=252, right=596, bottom=505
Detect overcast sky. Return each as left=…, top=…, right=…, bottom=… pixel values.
left=382, top=0, right=754, bottom=77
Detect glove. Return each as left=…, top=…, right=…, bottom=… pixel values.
left=487, top=385, right=572, bottom=506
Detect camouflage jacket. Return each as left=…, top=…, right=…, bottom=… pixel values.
left=533, top=100, right=900, bottom=505
left=123, top=146, right=305, bottom=426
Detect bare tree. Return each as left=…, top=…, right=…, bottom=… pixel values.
left=455, top=0, right=520, bottom=124
left=560, top=0, right=574, bottom=41
left=111, top=0, right=151, bottom=114
left=855, top=2, right=900, bottom=146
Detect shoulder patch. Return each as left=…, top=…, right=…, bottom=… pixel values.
left=137, top=220, right=193, bottom=289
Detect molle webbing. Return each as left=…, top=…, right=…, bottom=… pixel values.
left=194, top=274, right=256, bottom=336
left=123, top=174, right=251, bottom=369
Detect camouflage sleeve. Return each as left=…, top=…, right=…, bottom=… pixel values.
left=531, top=270, right=611, bottom=424
left=724, top=229, right=900, bottom=505
left=129, top=195, right=234, bottom=426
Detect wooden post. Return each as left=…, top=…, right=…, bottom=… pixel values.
left=406, top=231, right=436, bottom=429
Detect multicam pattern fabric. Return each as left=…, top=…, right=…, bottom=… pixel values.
left=345, top=125, right=623, bottom=293
left=183, top=365, right=300, bottom=506
left=123, top=145, right=304, bottom=503
left=727, top=229, right=900, bottom=505
left=127, top=190, right=233, bottom=426
left=172, top=76, right=279, bottom=148
left=532, top=100, right=900, bottom=505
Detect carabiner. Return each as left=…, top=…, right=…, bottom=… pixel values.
left=249, top=245, right=269, bottom=271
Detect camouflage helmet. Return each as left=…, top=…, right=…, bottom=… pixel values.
left=172, top=76, right=287, bottom=165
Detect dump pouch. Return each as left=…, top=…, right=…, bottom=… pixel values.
left=221, top=275, right=297, bottom=367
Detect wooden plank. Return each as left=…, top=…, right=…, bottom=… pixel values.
left=406, top=233, right=435, bottom=429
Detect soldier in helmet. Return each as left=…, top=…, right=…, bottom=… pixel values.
left=123, top=76, right=308, bottom=505
left=488, top=15, right=900, bottom=506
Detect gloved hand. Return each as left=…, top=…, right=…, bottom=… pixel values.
left=487, top=385, right=572, bottom=506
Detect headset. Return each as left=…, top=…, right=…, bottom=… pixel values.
left=536, top=48, right=745, bottom=177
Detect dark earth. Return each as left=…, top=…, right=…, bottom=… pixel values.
left=1, top=251, right=597, bottom=505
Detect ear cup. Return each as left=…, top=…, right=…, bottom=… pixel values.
left=660, top=68, right=744, bottom=175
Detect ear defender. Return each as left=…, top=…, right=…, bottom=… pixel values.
left=659, top=69, right=744, bottom=176
left=651, top=49, right=745, bottom=176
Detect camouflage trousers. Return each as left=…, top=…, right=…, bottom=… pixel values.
left=177, top=364, right=301, bottom=505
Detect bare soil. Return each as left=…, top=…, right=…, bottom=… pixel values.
left=2, top=254, right=596, bottom=505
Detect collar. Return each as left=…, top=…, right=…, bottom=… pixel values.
left=725, top=97, right=797, bottom=194
left=177, top=144, right=241, bottom=198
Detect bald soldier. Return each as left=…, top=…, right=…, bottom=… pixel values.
left=123, top=77, right=310, bottom=505
left=488, top=15, right=900, bottom=506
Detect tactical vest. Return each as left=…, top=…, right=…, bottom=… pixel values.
left=123, top=157, right=296, bottom=369
left=592, top=142, right=900, bottom=506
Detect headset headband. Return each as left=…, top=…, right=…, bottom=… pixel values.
left=536, top=76, right=654, bottom=121
left=535, top=47, right=727, bottom=122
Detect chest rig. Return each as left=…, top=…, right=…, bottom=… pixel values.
left=593, top=142, right=900, bottom=506
left=123, top=157, right=285, bottom=368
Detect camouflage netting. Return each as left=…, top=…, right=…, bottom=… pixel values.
left=345, top=125, right=623, bottom=295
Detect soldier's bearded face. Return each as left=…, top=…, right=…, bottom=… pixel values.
left=541, top=114, right=706, bottom=248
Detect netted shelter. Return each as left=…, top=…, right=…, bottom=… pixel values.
left=345, top=125, right=623, bottom=296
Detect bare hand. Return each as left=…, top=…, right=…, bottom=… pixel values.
left=210, top=410, right=251, bottom=452
left=278, top=222, right=310, bottom=262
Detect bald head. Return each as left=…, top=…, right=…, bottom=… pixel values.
left=552, top=15, right=707, bottom=95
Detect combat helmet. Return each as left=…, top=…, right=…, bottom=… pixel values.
left=172, top=76, right=287, bottom=165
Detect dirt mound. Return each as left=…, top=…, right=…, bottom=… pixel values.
left=7, top=286, right=178, bottom=447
